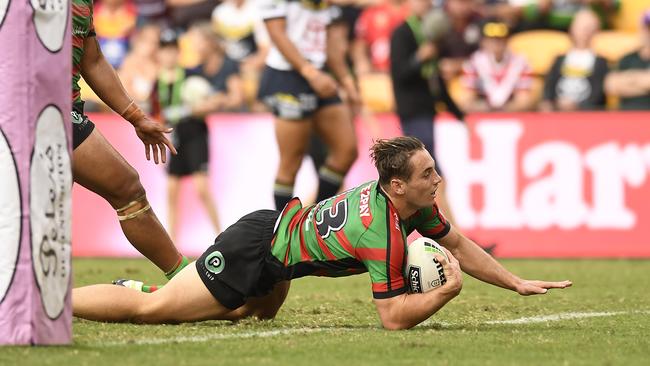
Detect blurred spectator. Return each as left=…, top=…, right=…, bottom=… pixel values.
left=352, top=0, right=409, bottom=75
left=460, top=18, right=535, bottom=112
left=191, top=23, right=245, bottom=113
left=437, top=0, right=483, bottom=80
left=167, top=0, right=221, bottom=31
left=119, top=24, right=161, bottom=111
left=540, top=9, right=608, bottom=111
left=211, top=0, right=269, bottom=74
left=132, top=0, right=169, bottom=27
left=519, top=0, right=620, bottom=31
left=151, top=29, right=222, bottom=241
left=605, top=10, right=650, bottom=110
left=390, top=0, right=465, bottom=227
left=94, top=0, right=137, bottom=68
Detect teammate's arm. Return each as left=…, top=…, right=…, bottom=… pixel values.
left=373, top=249, right=462, bottom=330
left=80, top=36, right=177, bottom=163
left=437, top=227, right=572, bottom=295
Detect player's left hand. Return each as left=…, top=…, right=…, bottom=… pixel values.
left=132, top=116, right=178, bottom=164
left=515, top=279, right=572, bottom=296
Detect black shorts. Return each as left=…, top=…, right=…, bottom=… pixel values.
left=257, top=66, right=341, bottom=120
left=168, top=118, right=209, bottom=176
left=72, top=102, right=95, bottom=150
left=196, top=209, right=288, bottom=310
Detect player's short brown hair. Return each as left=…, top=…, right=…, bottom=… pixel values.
left=370, top=137, right=425, bottom=186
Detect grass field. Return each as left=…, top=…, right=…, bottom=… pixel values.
left=2, top=258, right=649, bottom=365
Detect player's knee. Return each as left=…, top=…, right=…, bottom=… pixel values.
left=106, top=168, right=145, bottom=208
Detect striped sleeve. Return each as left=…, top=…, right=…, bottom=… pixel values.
left=407, top=204, right=451, bottom=240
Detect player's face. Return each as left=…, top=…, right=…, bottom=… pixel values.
left=404, top=149, right=442, bottom=208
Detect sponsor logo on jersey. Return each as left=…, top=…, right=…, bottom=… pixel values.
left=359, top=184, right=371, bottom=217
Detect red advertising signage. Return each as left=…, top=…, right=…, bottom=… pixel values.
left=72, top=112, right=650, bottom=258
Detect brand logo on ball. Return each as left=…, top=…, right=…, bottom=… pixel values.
left=0, top=128, right=21, bottom=304
left=0, top=0, right=10, bottom=31
left=31, top=105, right=71, bottom=319
left=408, top=266, right=422, bottom=293
left=205, top=251, right=225, bottom=274
left=30, top=0, right=68, bottom=52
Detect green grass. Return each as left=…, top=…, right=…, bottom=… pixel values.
left=2, top=259, right=649, bottom=365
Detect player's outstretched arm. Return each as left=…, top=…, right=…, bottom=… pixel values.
left=79, top=36, right=177, bottom=163
left=437, top=227, right=572, bottom=295
left=373, top=250, right=463, bottom=330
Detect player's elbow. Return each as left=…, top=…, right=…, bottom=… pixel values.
left=381, top=318, right=414, bottom=330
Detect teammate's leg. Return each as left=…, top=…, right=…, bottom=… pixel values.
left=274, top=118, right=311, bottom=209
left=167, top=175, right=181, bottom=242
left=73, top=128, right=184, bottom=275
left=313, top=104, right=358, bottom=202
left=192, top=172, right=221, bottom=234
left=73, top=263, right=232, bottom=323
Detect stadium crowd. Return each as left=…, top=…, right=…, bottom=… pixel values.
left=85, top=0, right=650, bottom=115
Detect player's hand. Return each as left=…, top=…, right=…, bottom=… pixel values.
left=306, top=70, right=338, bottom=98
left=435, top=247, right=463, bottom=296
left=515, top=279, right=572, bottom=296
left=132, top=116, right=178, bottom=164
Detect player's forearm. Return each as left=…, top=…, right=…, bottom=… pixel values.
left=377, top=288, right=460, bottom=330
left=81, top=56, right=135, bottom=121
left=452, top=234, right=522, bottom=292
left=605, top=72, right=650, bottom=98
left=326, top=25, right=352, bottom=82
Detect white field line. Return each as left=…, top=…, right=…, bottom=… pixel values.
left=101, top=327, right=345, bottom=346
left=99, top=310, right=649, bottom=346
left=485, top=310, right=650, bottom=325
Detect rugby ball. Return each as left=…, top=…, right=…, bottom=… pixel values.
left=405, top=237, right=448, bottom=293
left=181, top=76, right=213, bottom=106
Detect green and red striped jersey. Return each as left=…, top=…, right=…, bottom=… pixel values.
left=271, top=180, right=450, bottom=299
left=72, top=0, right=96, bottom=103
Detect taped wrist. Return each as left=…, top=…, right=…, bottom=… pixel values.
left=116, top=194, right=151, bottom=221
left=120, top=100, right=145, bottom=124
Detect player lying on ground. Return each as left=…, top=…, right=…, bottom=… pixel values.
left=73, top=137, right=572, bottom=330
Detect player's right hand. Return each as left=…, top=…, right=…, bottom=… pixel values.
left=435, top=248, right=463, bottom=296
left=306, top=70, right=338, bottom=98
left=132, top=116, right=178, bottom=164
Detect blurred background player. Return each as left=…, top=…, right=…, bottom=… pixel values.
left=258, top=0, right=360, bottom=210
left=71, top=0, right=189, bottom=281
left=72, top=136, right=572, bottom=327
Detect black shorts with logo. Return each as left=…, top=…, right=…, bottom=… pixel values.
left=167, top=118, right=209, bottom=177
left=257, top=66, right=342, bottom=120
left=72, top=102, right=95, bottom=150
left=196, top=209, right=288, bottom=310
